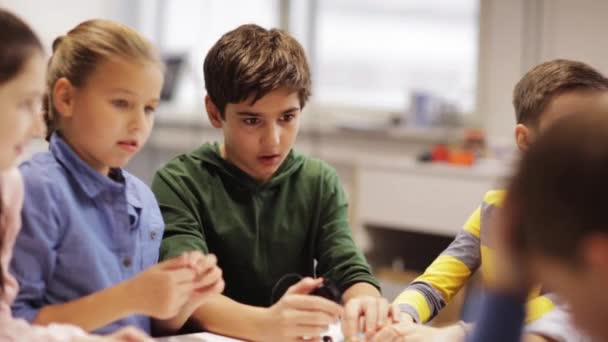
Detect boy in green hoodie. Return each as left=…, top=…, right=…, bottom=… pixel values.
left=152, top=24, right=388, bottom=341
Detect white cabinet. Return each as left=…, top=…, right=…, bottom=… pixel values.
left=357, top=160, right=504, bottom=237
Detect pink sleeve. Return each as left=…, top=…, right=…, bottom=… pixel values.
left=0, top=304, right=87, bottom=342
left=0, top=169, right=89, bottom=341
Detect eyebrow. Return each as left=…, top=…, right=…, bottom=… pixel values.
left=109, top=88, right=160, bottom=103
left=236, top=107, right=301, bottom=117
left=236, top=111, right=261, bottom=117
left=109, top=88, right=136, bottom=95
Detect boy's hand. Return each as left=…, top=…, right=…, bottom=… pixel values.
left=262, top=277, right=344, bottom=341
left=342, top=296, right=394, bottom=341
left=181, top=251, right=225, bottom=308
left=124, top=255, right=198, bottom=319
left=395, top=308, right=415, bottom=325
left=369, top=323, right=465, bottom=342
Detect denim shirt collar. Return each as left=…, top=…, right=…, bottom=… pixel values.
left=50, top=134, right=142, bottom=209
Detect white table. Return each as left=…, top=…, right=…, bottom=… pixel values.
left=155, top=332, right=243, bottom=342
left=156, top=322, right=344, bottom=341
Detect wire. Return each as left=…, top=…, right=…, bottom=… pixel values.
left=270, top=273, right=305, bottom=305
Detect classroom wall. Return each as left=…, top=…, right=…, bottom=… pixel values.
left=0, top=0, right=139, bottom=49
left=478, top=0, right=608, bottom=148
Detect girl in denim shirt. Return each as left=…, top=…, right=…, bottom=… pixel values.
left=10, top=18, right=224, bottom=337
left=0, top=8, right=158, bottom=342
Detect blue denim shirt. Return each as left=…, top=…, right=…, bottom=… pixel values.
left=10, top=134, right=163, bottom=334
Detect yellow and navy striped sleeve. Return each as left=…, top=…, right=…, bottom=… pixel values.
left=393, top=205, right=482, bottom=323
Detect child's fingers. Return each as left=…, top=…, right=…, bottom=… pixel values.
left=286, top=277, right=324, bottom=295
left=377, top=298, right=390, bottom=328
left=194, top=254, right=218, bottom=274
left=343, top=300, right=363, bottom=339
left=368, top=324, right=405, bottom=342
left=194, top=266, right=223, bottom=288
left=182, top=251, right=196, bottom=269
left=285, top=294, right=344, bottom=319
left=167, top=267, right=197, bottom=284
left=389, top=304, right=398, bottom=320
left=364, top=300, right=378, bottom=336
left=195, top=278, right=225, bottom=295
left=157, top=254, right=189, bottom=270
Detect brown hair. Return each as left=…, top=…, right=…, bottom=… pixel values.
left=0, top=8, right=43, bottom=297
left=513, top=59, right=608, bottom=125
left=506, top=110, right=608, bottom=265
left=0, top=9, right=43, bottom=84
left=203, top=24, right=311, bottom=118
left=43, top=19, right=162, bottom=139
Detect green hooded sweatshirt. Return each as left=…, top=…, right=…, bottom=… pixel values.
left=152, top=142, right=379, bottom=307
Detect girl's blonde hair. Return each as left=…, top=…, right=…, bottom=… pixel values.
left=43, top=19, right=162, bottom=139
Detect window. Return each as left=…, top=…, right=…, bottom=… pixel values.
left=312, top=0, right=479, bottom=116
left=141, top=0, right=279, bottom=110
left=143, top=0, right=479, bottom=120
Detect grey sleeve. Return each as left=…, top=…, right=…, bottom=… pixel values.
left=398, top=228, right=482, bottom=323
left=398, top=282, right=447, bottom=323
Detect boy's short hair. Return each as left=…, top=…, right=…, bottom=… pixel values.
left=203, top=24, right=311, bottom=118
left=506, top=111, right=608, bottom=265
left=513, top=59, right=608, bottom=125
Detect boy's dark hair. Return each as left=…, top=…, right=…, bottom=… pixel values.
left=0, top=8, right=43, bottom=297
left=513, top=59, right=608, bottom=125
left=203, top=24, right=311, bottom=118
left=507, top=111, right=608, bottom=265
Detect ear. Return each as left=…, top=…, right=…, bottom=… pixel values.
left=53, top=78, right=76, bottom=119
left=581, top=234, right=608, bottom=273
left=515, top=124, right=533, bottom=152
left=205, top=95, right=223, bottom=129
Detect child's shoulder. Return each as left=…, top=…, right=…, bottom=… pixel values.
left=295, top=153, right=337, bottom=178
left=18, top=152, right=62, bottom=190
left=283, top=152, right=342, bottom=189
left=157, top=143, right=216, bottom=176
left=481, top=189, right=507, bottom=207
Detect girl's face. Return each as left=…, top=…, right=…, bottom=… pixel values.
left=0, top=52, right=46, bottom=171
left=54, top=58, right=163, bottom=175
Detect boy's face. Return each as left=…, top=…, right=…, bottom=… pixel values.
left=516, top=90, right=608, bottom=151
left=532, top=241, right=608, bottom=341
left=207, top=87, right=301, bottom=182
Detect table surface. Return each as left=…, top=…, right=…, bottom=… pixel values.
left=155, top=332, right=243, bottom=342
left=155, top=322, right=344, bottom=341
